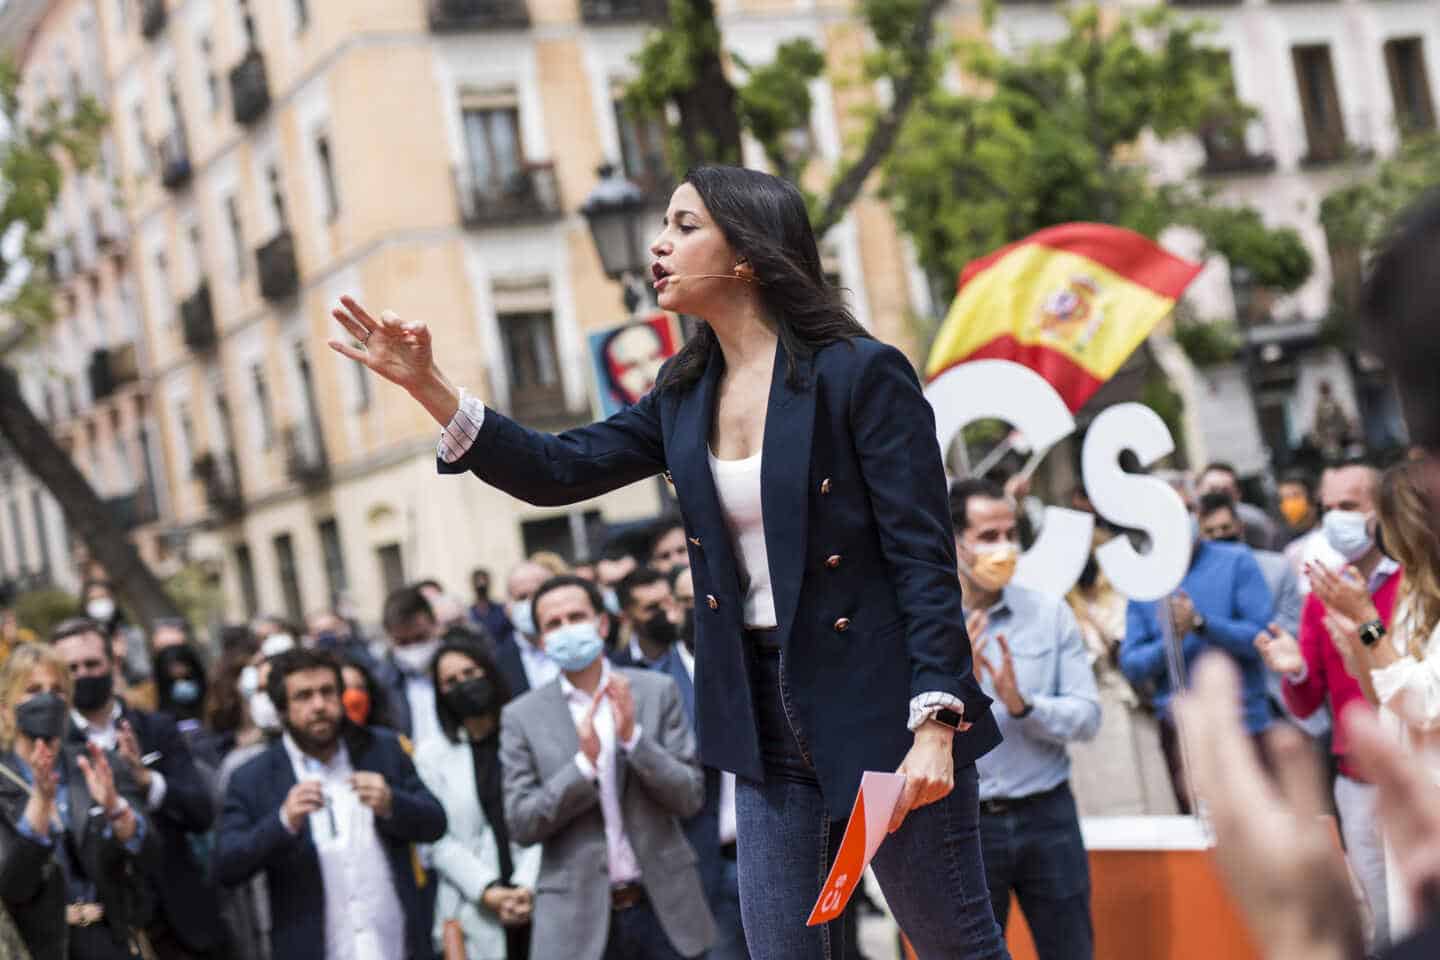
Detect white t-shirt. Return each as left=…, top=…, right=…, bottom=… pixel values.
left=709, top=447, right=777, bottom=630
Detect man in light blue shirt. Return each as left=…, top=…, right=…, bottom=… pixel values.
left=951, top=478, right=1102, bottom=960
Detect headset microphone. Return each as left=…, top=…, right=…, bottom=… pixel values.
left=657, top=273, right=756, bottom=286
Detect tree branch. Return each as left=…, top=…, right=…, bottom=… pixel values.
left=812, top=0, right=948, bottom=238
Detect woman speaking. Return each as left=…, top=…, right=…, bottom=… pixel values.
left=330, top=165, right=1005, bottom=958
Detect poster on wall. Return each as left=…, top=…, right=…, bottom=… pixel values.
left=588, top=313, right=682, bottom=418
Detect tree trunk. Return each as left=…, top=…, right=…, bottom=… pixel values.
left=0, top=365, right=180, bottom=630
left=674, top=0, right=744, bottom=166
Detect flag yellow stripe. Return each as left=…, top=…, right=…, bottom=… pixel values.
left=925, top=246, right=1178, bottom=381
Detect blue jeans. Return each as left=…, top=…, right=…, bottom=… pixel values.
left=978, top=783, right=1093, bottom=960
left=735, top=643, right=1008, bottom=959
left=603, top=895, right=690, bottom=960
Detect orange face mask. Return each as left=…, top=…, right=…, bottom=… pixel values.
left=342, top=688, right=371, bottom=726
left=1280, top=494, right=1311, bottom=528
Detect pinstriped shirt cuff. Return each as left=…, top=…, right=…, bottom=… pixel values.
left=437, top=389, right=486, bottom=463
left=908, top=691, right=966, bottom=731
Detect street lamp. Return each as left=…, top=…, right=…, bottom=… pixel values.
left=580, top=164, right=657, bottom=315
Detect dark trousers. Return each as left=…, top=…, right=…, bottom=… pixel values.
left=68, top=923, right=135, bottom=960
left=979, top=783, right=1092, bottom=960
left=602, top=896, right=688, bottom=960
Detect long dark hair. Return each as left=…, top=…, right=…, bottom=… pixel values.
left=656, top=165, right=871, bottom=394
left=341, top=655, right=395, bottom=730
left=428, top=639, right=513, bottom=744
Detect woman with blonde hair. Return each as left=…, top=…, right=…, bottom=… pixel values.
left=1321, top=459, right=1440, bottom=938
left=0, top=642, right=154, bottom=960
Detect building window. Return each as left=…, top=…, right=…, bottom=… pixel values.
left=9, top=500, right=27, bottom=572
left=294, top=0, right=309, bottom=31
left=461, top=104, right=523, bottom=192
left=176, top=402, right=195, bottom=469
left=613, top=98, right=669, bottom=194
left=153, top=250, right=171, bottom=322
left=251, top=362, right=275, bottom=449
left=131, top=103, right=148, bottom=175
left=234, top=543, right=259, bottom=618
left=317, top=517, right=347, bottom=602
left=225, top=196, right=246, bottom=277
left=1292, top=45, right=1347, bottom=164
left=1385, top=37, right=1436, bottom=135
left=315, top=134, right=340, bottom=221
left=200, top=34, right=221, bottom=114
left=273, top=532, right=303, bottom=622
left=499, top=310, right=565, bottom=419
left=31, top=490, right=51, bottom=576
left=188, top=221, right=204, bottom=286
left=377, top=543, right=405, bottom=595
left=266, top=164, right=287, bottom=228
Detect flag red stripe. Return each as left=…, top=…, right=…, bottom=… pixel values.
left=928, top=335, right=1105, bottom=412
left=957, top=223, right=1202, bottom=300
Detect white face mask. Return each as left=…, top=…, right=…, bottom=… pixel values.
left=1323, top=509, right=1374, bottom=563
left=248, top=691, right=281, bottom=732
left=392, top=638, right=440, bottom=676
left=86, top=598, right=116, bottom=623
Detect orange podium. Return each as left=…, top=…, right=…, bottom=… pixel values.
left=902, top=817, right=1260, bottom=960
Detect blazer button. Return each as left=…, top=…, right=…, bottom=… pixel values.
left=834, top=617, right=851, bottom=632
left=825, top=554, right=841, bottom=569
left=689, top=536, right=702, bottom=547
left=820, top=478, right=832, bottom=495
left=707, top=595, right=719, bottom=610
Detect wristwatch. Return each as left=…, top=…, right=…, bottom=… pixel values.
left=930, top=708, right=966, bottom=731
left=1358, top=619, right=1387, bottom=648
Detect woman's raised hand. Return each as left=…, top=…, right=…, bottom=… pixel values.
left=329, top=296, right=435, bottom=393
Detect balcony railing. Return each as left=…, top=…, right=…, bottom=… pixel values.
left=87, top=344, right=140, bottom=401
left=193, top=451, right=244, bottom=519
left=428, top=0, right=530, bottom=31
left=1298, top=111, right=1375, bottom=169
left=256, top=230, right=299, bottom=302
left=454, top=162, right=562, bottom=227
left=1200, top=117, right=1277, bottom=176
left=580, top=0, right=668, bottom=22
left=105, top=485, right=160, bottom=530
left=141, top=0, right=166, bottom=39
left=283, top=423, right=329, bottom=487
left=229, top=49, right=271, bottom=126
left=180, top=281, right=217, bottom=352
left=157, top=130, right=192, bottom=190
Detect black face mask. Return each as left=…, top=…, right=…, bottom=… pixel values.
left=16, top=693, right=69, bottom=741
left=640, top=611, right=679, bottom=652
left=72, top=673, right=114, bottom=712
left=443, top=677, right=497, bottom=720
left=1213, top=534, right=1241, bottom=544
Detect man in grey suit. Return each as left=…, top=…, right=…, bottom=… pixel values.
left=500, top=574, right=716, bottom=960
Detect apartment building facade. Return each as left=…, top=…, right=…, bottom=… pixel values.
left=2, top=0, right=936, bottom=626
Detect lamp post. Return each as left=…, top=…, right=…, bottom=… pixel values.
left=580, top=164, right=658, bottom=315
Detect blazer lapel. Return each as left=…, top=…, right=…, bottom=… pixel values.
left=668, top=348, right=741, bottom=603
left=761, top=344, right=816, bottom=645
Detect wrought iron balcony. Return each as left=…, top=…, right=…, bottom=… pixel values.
left=1200, top=118, right=1277, bottom=176
left=180, top=281, right=216, bottom=352
left=105, top=485, right=160, bottom=530
left=141, top=0, right=166, bottom=39
left=453, top=162, right=562, bottom=227
left=428, top=0, right=531, bottom=31
left=157, top=130, right=192, bottom=190
left=87, top=344, right=140, bottom=401
left=283, top=423, right=329, bottom=488
left=229, top=49, right=271, bottom=126
left=580, top=0, right=668, bottom=22
left=256, top=230, right=299, bottom=302
left=192, top=451, right=244, bottom=519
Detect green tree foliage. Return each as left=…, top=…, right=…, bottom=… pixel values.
left=1320, top=131, right=1440, bottom=256
left=883, top=5, right=1311, bottom=298
left=626, top=0, right=951, bottom=236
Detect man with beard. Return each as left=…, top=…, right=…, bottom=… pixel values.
left=51, top=618, right=221, bottom=960
left=216, top=648, right=447, bottom=960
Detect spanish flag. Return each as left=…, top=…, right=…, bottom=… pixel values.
left=925, top=223, right=1203, bottom=412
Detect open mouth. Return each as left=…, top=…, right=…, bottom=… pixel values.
left=652, top=262, right=672, bottom=289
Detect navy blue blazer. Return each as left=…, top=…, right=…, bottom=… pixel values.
left=441, top=337, right=1001, bottom=818
left=214, top=725, right=447, bottom=960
